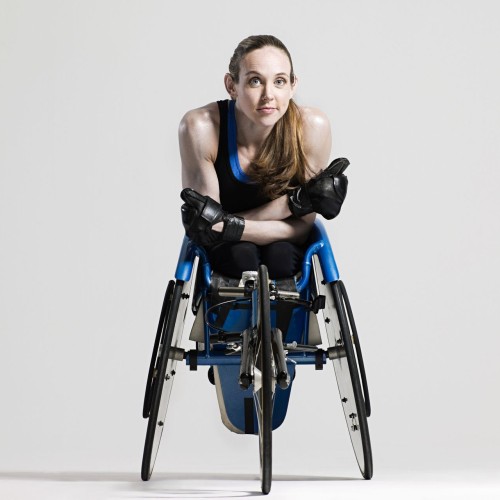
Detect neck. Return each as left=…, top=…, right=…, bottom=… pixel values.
left=234, top=105, right=273, bottom=151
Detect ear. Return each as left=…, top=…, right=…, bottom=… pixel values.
left=224, top=73, right=238, bottom=99
left=290, top=74, right=298, bottom=98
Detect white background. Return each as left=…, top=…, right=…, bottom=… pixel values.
left=1, top=0, right=499, bottom=483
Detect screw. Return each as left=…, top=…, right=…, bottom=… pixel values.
left=342, top=397, right=348, bottom=403
left=158, top=421, right=164, bottom=427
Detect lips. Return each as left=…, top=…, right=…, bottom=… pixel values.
left=257, top=107, right=277, bottom=114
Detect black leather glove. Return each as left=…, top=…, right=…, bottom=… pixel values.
left=287, top=158, right=349, bottom=219
left=180, top=188, right=245, bottom=246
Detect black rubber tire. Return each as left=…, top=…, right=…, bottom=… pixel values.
left=143, top=280, right=175, bottom=419
left=141, top=280, right=183, bottom=481
left=331, top=280, right=373, bottom=480
left=254, top=265, right=273, bottom=495
left=339, top=280, right=371, bottom=417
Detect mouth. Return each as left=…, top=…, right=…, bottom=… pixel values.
left=257, top=107, right=277, bottom=114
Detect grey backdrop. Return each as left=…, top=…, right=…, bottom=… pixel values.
left=1, top=0, right=499, bottom=477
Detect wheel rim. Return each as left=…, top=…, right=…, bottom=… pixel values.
left=141, top=277, right=193, bottom=481
left=312, top=255, right=373, bottom=479
left=143, top=280, right=175, bottom=419
left=330, top=281, right=372, bottom=479
left=339, top=280, right=371, bottom=417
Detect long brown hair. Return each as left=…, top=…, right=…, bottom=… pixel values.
left=228, top=35, right=311, bottom=199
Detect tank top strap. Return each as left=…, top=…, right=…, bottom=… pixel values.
left=216, top=100, right=229, bottom=163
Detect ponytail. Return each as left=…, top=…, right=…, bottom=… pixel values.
left=250, top=99, right=311, bottom=199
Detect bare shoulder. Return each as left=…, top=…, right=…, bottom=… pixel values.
left=179, top=102, right=220, bottom=163
left=298, top=106, right=332, bottom=175
left=179, top=102, right=219, bottom=137
left=300, top=106, right=331, bottom=131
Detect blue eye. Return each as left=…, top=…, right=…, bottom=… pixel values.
left=275, top=78, right=286, bottom=86
left=249, top=77, right=261, bottom=87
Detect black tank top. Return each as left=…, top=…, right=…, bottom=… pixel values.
left=214, top=100, right=270, bottom=213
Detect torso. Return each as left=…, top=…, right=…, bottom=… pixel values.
left=179, top=99, right=331, bottom=208
left=214, top=100, right=271, bottom=213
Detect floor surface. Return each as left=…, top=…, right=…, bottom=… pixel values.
left=1, top=469, right=499, bottom=500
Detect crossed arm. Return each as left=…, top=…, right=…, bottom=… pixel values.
left=179, top=103, right=332, bottom=246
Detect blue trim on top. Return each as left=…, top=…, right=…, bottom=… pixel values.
left=227, top=100, right=252, bottom=184
left=176, top=220, right=339, bottom=290
left=295, top=220, right=339, bottom=291
left=175, top=236, right=211, bottom=288
left=311, top=219, right=339, bottom=283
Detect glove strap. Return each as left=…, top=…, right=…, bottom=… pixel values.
left=200, top=197, right=224, bottom=224
left=287, top=187, right=313, bottom=217
left=222, top=214, right=245, bottom=241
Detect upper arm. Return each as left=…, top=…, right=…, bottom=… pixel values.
left=179, top=103, right=221, bottom=201
left=300, top=107, right=333, bottom=179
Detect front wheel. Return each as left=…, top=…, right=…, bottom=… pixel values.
left=253, top=265, right=273, bottom=495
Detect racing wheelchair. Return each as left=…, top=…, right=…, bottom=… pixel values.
left=141, top=219, right=373, bottom=494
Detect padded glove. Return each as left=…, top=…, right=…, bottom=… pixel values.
left=287, top=158, right=349, bottom=220
left=180, top=188, right=245, bottom=246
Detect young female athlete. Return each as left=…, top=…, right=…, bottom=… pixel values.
left=179, top=35, right=348, bottom=279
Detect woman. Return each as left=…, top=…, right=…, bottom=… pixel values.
left=179, top=35, right=348, bottom=279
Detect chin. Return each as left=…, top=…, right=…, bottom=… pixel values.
left=255, top=112, right=282, bottom=128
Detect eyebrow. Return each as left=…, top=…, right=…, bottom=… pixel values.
left=244, top=71, right=289, bottom=77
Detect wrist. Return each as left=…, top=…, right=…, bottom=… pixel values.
left=212, top=221, right=224, bottom=233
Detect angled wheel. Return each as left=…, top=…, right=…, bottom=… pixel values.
left=143, top=280, right=175, bottom=419
left=338, top=280, right=371, bottom=417
left=141, top=277, right=192, bottom=481
left=330, top=280, right=372, bottom=479
left=253, top=265, right=273, bottom=495
left=313, top=257, right=373, bottom=479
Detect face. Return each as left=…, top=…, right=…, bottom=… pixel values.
left=225, top=46, right=297, bottom=129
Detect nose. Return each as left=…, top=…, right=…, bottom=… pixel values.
left=261, top=84, right=274, bottom=102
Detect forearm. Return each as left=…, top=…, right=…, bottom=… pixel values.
left=236, top=195, right=292, bottom=221
left=181, top=188, right=315, bottom=248
left=240, top=214, right=315, bottom=246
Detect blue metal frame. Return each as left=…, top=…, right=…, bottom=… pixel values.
left=175, top=219, right=339, bottom=367
left=175, top=219, right=338, bottom=283
left=296, top=219, right=339, bottom=290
